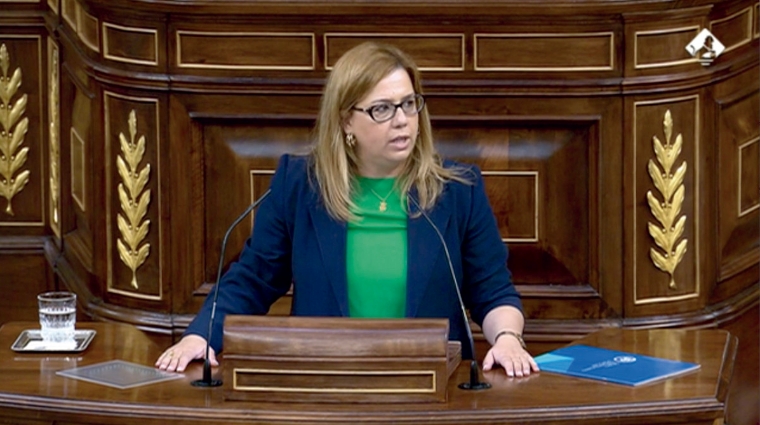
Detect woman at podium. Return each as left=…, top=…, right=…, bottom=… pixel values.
left=156, top=42, right=539, bottom=379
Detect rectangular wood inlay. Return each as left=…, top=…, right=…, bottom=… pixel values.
left=710, top=7, right=753, bottom=53
left=635, top=26, right=700, bottom=69
left=474, top=33, right=614, bottom=71
left=70, top=127, right=86, bottom=211
left=61, top=0, right=76, bottom=30
left=76, top=7, right=100, bottom=52
left=325, top=34, right=464, bottom=71
left=103, top=23, right=158, bottom=66
left=176, top=31, right=314, bottom=70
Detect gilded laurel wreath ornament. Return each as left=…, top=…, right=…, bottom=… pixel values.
left=49, top=47, right=60, bottom=228
left=0, top=44, right=30, bottom=216
left=116, top=110, right=151, bottom=289
left=646, top=110, right=688, bottom=289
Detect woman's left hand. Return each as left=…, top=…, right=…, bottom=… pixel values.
left=482, top=335, right=540, bottom=377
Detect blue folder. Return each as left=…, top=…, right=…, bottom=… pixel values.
left=535, top=344, right=700, bottom=386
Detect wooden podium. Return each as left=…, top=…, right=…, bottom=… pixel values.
left=222, top=316, right=461, bottom=403
left=0, top=322, right=737, bottom=425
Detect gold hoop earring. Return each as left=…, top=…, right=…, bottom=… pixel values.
left=346, top=133, right=356, bottom=147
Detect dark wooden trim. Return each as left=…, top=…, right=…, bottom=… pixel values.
left=623, top=284, right=759, bottom=329
left=0, top=236, right=47, bottom=255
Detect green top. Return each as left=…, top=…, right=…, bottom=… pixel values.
left=346, top=177, right=408, bottom=318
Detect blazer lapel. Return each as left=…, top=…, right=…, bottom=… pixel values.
left=406, top=189, right=451, bottom=317
left=309, top=201, right=349, bottom=317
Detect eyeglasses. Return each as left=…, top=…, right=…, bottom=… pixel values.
left=351, top=94, right=425, bottom=123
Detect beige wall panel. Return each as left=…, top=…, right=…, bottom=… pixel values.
left=47, top=0, right=58, bottom=12
left=635, top=27, right=700, bottom=69
left=474, top=33, right=613, bottom=71
left=710, top=7, right=753, bottom=53
left=0, top=36, right=44, bottom=227
left=103, top=23, right=158, bottom=66
left=104, top=92, right=162, bottom=301
left=325, top=34, right=464, bottom=71
left=633, top=96, right=699, bottom=304
left=176, top=31, right=314, bottom=70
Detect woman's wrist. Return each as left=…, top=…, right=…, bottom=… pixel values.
left=493, top=329, right=526, bottom=349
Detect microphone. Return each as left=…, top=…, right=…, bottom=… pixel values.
left=192, top=188, right=272, bottom=387
left=408, top=194, right=491, bottom=391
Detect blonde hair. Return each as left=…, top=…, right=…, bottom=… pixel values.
left=312, top=42, right=469, bottom=221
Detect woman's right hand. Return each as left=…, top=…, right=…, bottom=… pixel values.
left=155, top=334, right=218, bottom=373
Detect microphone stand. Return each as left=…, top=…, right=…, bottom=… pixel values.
left=409, top=195, right=491, bottom=391
left=192, top=189, right=272, bottom=387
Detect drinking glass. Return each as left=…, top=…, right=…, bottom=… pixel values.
left=37, top=291, right=76, bottom=345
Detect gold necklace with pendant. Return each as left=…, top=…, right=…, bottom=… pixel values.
left=368, top=187, right=394, bottom=212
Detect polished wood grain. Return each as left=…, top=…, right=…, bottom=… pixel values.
left=0, top=322, right=737, bottom=425
left=0, top=0, right=757, bottom=423
left=223, top=316, right=456, bottom=403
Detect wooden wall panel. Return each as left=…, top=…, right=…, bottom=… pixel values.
left=623, top=7, right=708, bottom=77
left=710, top=6, right=754, bottom=54
left=0, top=36, right=45, bottom=229
left=59, top=47, right=97, bottom=284
left=103, top=22, right=159, bottom=67
left=325, top=34, right=465, bottom=71
left=435, top=121, right=590, bottom=287
left=202, top=119, right=312, bottom=288
left=103, top=92, right=164, bottom=302
left=0, top=252, right=53, bottom=325
left=61, top=0, right=76, bottom=31
left=76, top=6, right=99, bottom=52
left=721, top=302, right=759, bottom=425
left=2, top=2, right=758, bottom=422
left=630, top=96, right=701, bottom=311
left=68, top=78, right=92, bottom=217
left=175, top=31, right=315, bottom=70
left=474, top=33, right=614, bottom=72
left=716, top=69, right=760, bottom=283
left=739, top=140, right=759, bottom=210
left=485, top=173, right=537, bottom=242
left=634, top=27, right=701, bottom=69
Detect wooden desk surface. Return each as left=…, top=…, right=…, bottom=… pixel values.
left=0, top=322, right=736, bottom=425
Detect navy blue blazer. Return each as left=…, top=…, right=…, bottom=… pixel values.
left=185, top=154, right=522, bottom=359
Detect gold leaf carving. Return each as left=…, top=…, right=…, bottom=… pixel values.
left=116, top=110, right=151, bottom=289
left=49, top=46, right=60, bottom=227
left=0, top=44, right=30, bottom=216
left=646, top=110, right=688, bottom=289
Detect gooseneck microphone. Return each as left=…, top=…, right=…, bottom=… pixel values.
left=192, top=189, right=272, bottom=388
left=408, top=195, right=491, bottom=391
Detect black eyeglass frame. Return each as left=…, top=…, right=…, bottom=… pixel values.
left=350, top=94, right=425, bottom=123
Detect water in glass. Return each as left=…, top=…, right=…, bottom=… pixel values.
left=38, top=291, right=76, bottom=345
